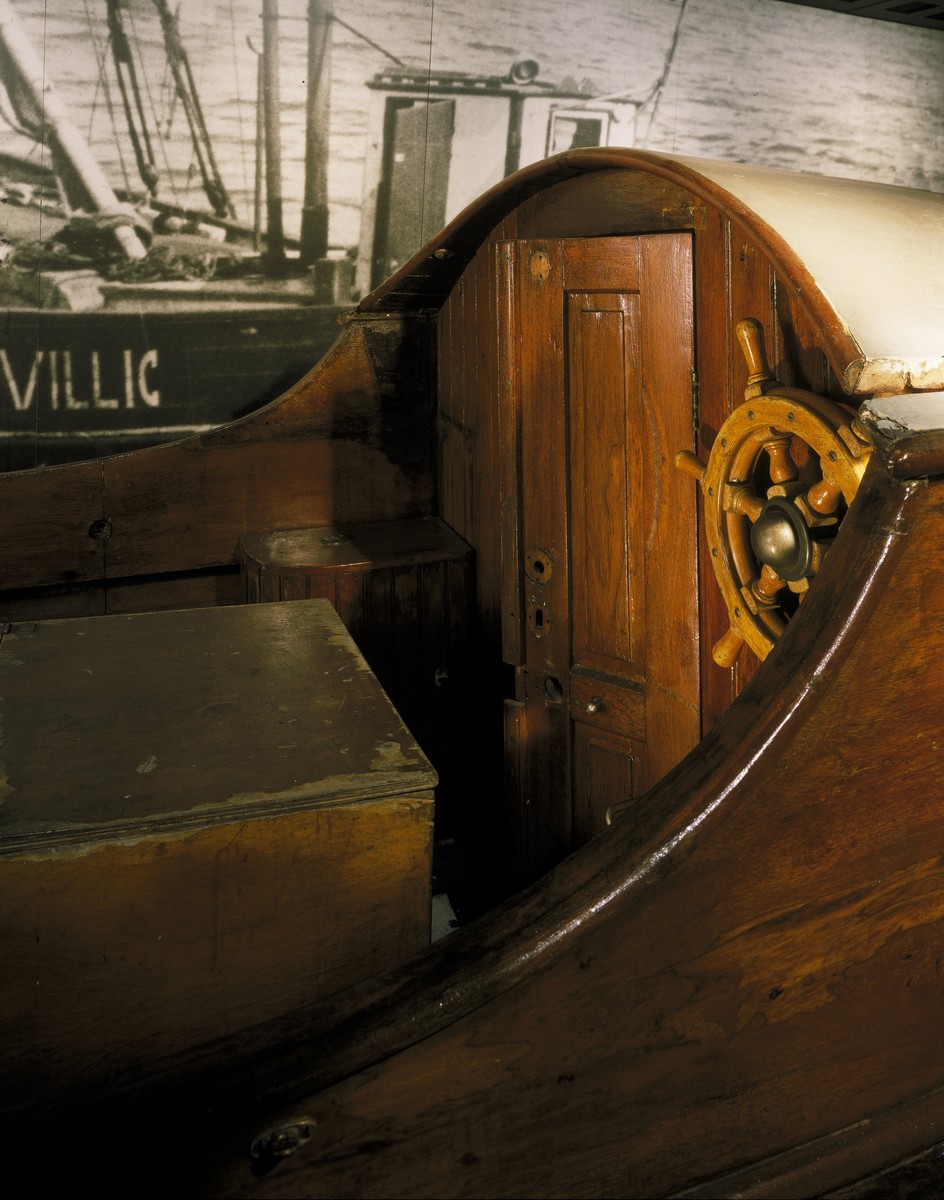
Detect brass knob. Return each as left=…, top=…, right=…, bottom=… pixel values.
left=586, top=696, right=606, bottom=715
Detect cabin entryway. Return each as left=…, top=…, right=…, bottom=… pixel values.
left=371, top=98, right=455, bottom=284
left=498, top=232, right=701, bottom=880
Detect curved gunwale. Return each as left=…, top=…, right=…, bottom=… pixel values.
left=6, top=150, right=944, bottom=1193
left=14, top=457, right=918, bottom=1165
left=861, top=391, right=944, bottom=479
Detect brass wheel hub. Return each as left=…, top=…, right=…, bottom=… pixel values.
left=750, top=497, right=813, bottom=582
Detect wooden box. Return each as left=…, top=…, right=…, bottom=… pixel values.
left=0, top=599, right=436, bottom=1117
left=239, top=517, right=474, bottom=840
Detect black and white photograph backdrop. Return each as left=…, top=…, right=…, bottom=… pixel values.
left=1, top=0, right=942, bottom=469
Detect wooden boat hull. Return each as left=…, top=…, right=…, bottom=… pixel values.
left=194, top=451, right=941, bottom=1200
left=1, top=149, right=943, bottom=1196
left=0, top=299, right=344, bottom=470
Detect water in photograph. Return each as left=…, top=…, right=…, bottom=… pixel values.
left=6, top=0, right=943, bottom=255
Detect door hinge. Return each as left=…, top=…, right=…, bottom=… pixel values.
left=691, top=370, right=700, bottom=437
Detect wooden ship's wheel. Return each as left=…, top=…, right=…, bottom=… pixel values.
left=676, top=319, right=872, bottom=667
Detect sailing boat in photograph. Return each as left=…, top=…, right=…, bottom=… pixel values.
left=0, top=0, right=347, bottom=471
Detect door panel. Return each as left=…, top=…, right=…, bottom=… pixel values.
left=573, top=723, right=641, bottom=847
left=568, top=290, right=645, bottom=681
left=499, top=233, right=700, bottom=883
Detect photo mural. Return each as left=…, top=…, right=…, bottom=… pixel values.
left=0, top=0, right=941, bottom=470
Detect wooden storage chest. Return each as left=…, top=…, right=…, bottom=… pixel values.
left=0, top=599, right=435, bottom=1116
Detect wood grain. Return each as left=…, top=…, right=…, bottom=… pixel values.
left=0, top=600, right=435, bottom=1115
left=5, top=150, right=939, bottom=1198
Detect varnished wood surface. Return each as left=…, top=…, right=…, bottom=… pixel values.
left=494, top=232, right=700, bottom=875
left=0, top=598, right=436, bottom=1119
left=0, top=794, right=434, bottom=1121
left=0, top=315, right=436, bottom=605
left=10, top=454, right=944, bottom=1200
left=858, top=394, right=944, bottom=481
left=0, top=599, right=436, bottom=844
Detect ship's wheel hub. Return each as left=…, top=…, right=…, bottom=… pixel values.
left=749, top=497, right=812, bottom=582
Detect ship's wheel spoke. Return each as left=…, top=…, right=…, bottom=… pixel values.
left=723, top=483, right=764, bottom=521
left=762, top=436, right=798, bottom=485
left=805, top=476, right=842, bottom=517
left=752, top=563, right=787, bottom=603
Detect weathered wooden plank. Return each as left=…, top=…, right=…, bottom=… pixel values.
left=495, top=238, right=524, bottom=668
left=0, top=458, right=104, bottom=589
left=104, top=567, right=241, bottom=615
left=637, top=233, right=701, bottom=784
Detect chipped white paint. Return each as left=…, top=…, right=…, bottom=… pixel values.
left=860, top=391, right=944, bottom=436
left=850, top=357, right=944, bottom=395
left=136, top=754, right=158, bottom=774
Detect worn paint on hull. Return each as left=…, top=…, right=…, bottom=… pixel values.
left=0, top=303, right=343, bottom=469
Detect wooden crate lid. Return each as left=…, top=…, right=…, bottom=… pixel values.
left=239, top=516, right=472, bottom=574
left=0, top=600, right=436, bottom=854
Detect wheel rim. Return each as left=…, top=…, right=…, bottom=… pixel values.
left=675, top=318, right=872, bottom=668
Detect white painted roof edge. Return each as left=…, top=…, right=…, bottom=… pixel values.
left=664, top=154, right=944, bottom=380
left=859, top=391, right=944, bottom=435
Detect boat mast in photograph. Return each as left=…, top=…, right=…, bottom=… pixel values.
left=0, top=0, right=348, bottom=471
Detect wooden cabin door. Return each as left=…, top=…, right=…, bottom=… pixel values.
left=372, top=99, right=455, bottom=285
left=499, top=233, right=700, bottom=880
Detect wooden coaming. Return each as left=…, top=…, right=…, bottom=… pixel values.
left=0, top=314, right=436, bottom=615
left=14, top=451, right=944, bottom=1199
left=2, top=150, right=944, bottom=1195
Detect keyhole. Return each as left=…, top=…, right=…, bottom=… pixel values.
left=527, top=603, right=550, bottom=637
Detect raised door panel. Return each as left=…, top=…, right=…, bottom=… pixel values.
left=572, top=723, right=644, bottom=846
left=567, top=290, right=645, bottom=683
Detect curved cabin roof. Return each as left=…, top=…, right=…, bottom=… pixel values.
left=359, top=147, right=944, bottom=396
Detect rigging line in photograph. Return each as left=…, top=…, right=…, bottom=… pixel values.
left=639, top=0, right=690, bottom=148
left=422, top=0, right=436, bottom=246
left=330, top=14, right=404, bottom=67
left=226, top=2, right=252, bottom=215
left=118, top=0, right=177, bottom=206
